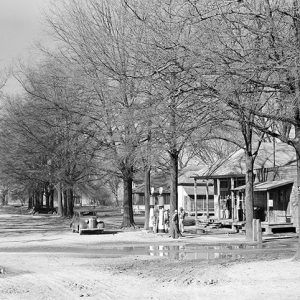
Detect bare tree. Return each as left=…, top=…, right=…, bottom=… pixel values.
left=183, top=0, right=278, bottom=240
left=46, top=0, right=155, bottom=227
left=3, top=58, right=101, bottom=217
left=123, top=0, right=221, bottom=237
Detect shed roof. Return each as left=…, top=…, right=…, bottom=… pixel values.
left=232, top=179, right=294, bottom=192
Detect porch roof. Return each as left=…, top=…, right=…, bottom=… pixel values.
left=232, top=179, right=294, bottom=192
left=182, top=185, right=214, bottom=196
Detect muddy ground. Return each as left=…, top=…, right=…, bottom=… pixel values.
left=0, top=206, right=299, bottom=300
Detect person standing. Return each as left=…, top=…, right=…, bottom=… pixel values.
left=179, top=207, right=186, bottom=234
left=226, top=195, right=232, bottom=219
left=221, top=199, right=226, bottom=219
left=170, top=209, right=179, bottom=239
left=153, top=206, right=159, bottom=233
left=163, top=209, right=170, bottom=233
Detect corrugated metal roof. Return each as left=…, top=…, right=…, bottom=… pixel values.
left=191, top=143, right=296, bottom=179
left=254, top=180, right=294, bottom=191
left=232, top=179, right=294, bottom=192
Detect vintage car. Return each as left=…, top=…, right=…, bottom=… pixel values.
left=71, top=209, right=105, bottom=235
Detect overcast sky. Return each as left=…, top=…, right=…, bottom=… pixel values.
left=0, top=0, right=50, bottom=93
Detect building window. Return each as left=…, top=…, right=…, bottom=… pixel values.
left=235, top=178, right=245, bottom=188
left=220, top=179, right=229, bottom=189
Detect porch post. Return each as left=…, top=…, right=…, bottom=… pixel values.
left=265, top=190, right=273, bottom=234
left=237, top=192, right=240, bottom=221
left=242, top=192, right=245, bottom=221
left=231, top=178, right=235, bottom=221
left=206, top=180, right=209, bottom=220
left=217, top=179, right=221, bottom=220
left=194, top=178, right=197, bottom=224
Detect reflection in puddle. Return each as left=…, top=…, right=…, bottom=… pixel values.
left=146, top=241, right=297, bottom=260
left=148, top=245, right=247, bottom=260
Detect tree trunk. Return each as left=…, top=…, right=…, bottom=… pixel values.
left=40, top=189, right=44, bottom=207
left=293, top=126, right=300, bottom=259
left=32, top=192, right=36, bottom=208
left=28, top=195, right=33, bottom=209
left=169, top=93, right=178, bottom=216
left=63, top=190, right=67, bottom=217
left=121, top=167, right=135, bottom=228
left=144, top=167, right=151, bottom=230
left=291, top=0, right=300, bottom=259
left=244, top=152, right=255, bottom=241
left=49, top=187, right=54, bottom=209
left=67, top=188, right=74, bottom=217
left=45, top=184, right=50, bottom=209
left=169, top=150, right=179, bottom=237
left=34, top=190, right=41, bottom=208
left=57, top=183, right=63, bottom=216
left=296, top=148, right=300, bottom=225
left=1, top=191, right=5, bottom=206
left=114, top=180, right=120, bottom=207
left=170, top=151, right=179, bottom=213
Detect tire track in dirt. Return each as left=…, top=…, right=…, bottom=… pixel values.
left=0, top=265, right=133, bottom=299
left=58, top=268, right=129, bottom=299
left=48, top=272, right=111, bottom=299
left=0, top=252, right=129, bottom=299
left=0, top=274, right=33, bottom=299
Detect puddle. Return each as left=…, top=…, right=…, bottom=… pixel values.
left=81, top=239, right=297, bottom=260
left=91, top=238, right=298, bottom=260
left=1, top=238, right=297, bottom=261
left=146, top=242, right=297, bottom=260
left=106, top=241, right=297, bottom=260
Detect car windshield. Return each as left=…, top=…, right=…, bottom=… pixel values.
left=80, top=211, right=97, bottom=217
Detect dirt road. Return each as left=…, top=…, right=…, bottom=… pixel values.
left=0, top=206, right=300, bottom=300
